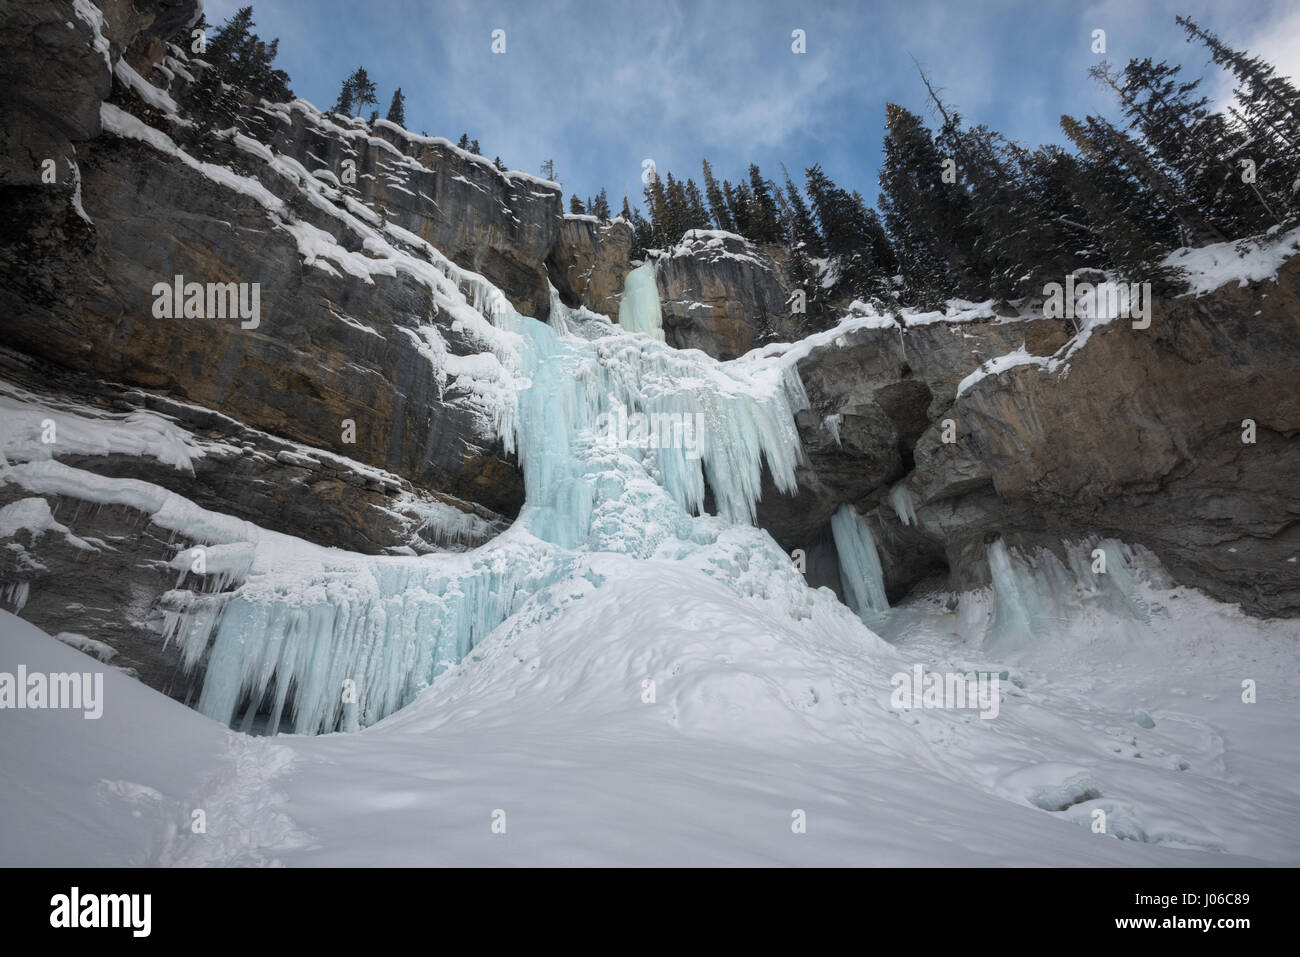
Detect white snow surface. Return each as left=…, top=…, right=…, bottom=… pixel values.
left=3, top=553, right=1298, bottom=865
left=1164, top=225, right=1300, bottom=296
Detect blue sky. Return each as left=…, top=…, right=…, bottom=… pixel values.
left=202, top=0, right=1300, bottom=211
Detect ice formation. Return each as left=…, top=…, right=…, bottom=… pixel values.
left=889, top=483, right=917, bottom=526
left=830, top=504, right=890, bottom=619
left=616, top=262, right=666, bottom=341
left=149, top=251, right=817, bottom=734
left=984, top=538, right=1152, bottom=652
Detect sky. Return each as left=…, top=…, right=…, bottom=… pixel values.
left=201, top=0, right=1300, bottom=211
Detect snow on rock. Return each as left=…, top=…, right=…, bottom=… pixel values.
left=956, top=345, right=1052, bottom=397
left=0, top=379, right=207, bottom=470
left=0, top=497, right=97, bottom=551
left=71, top=0, right=111, bottom=70
left=54, top=631, right=118, bottom=662
left=1165, top=225, right=1300, bottom=296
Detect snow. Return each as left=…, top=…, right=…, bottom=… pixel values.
left=669, top=230, right=771, bottom=269
left=6, top=542, right=1298, bottom=864
left=54, top=632, right=118, bottom=663
left=0, top=378, right=206, bottom=470
left=1165, top=225, right=1300, bottom=296
left=956, top=345, right=1051, bottom=397
left=0, top=498, right=96, bottom=551
left=71, top=0, right=111, bottom=70
left=67, top=156, right=92, bottom=225
left=113, top=58, right=184, bottom=119
left=100, top=104, right=286, bottom=214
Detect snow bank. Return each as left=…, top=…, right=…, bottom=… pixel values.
left=1165, top=225, right=1300, bottom=296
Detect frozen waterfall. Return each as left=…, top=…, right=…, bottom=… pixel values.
left=616, top=261, right=666, bottom=341
left=830, top=504, right=890, bottom=619
left=170, top=256, right=817, bottom=734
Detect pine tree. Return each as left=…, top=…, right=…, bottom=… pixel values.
left=345, top=67, right=377, bottom=117
left=1058, top=114, right=1187, bottom=288
left=912, top=64, right=1069, bottom=298
left=1062, top=111, right=1210, bottom=248
left=457, top=134, right=470, bottom=149
left=877, top=104, right=970, bottom=305
left=628, top=204, right=652, bottom=259
left=178, top=7, right=290, bottom=133
left=470, top=139, right=480, bottom=154
left=785, top=245, right=834, bottom=334
left=1177, top=17, right=1300, bottom=152
left=725, top=180, right=752, bottom=237
left=1092, top=58, right=1268, bottom=239
left=684, top=179, right=711, bottom=230
left=701, top=159, right=734, bottom=232
left=204, top=6, right=253, bottom=71
left=665, top=172, right=691, bottom=242
left=620, top=195, right=633, bottom=221
left=802, top=164, right=893, bottom=303
left=494, top=156, right=507, bottom=171
left=1177, top=16, right=1300, bottom=225
left=781, top=164, right=822, bottom=256
left=385, top=88, right=406, bottom=126
left=569, top=195, right=586, bottom=214
left=746, top=164, right=784, bottom=243
left=539, top=159, right=556, bottom=180
left=644, top=173, right=669, bottom=247
left=592, top=188, right=611, bottom=220
left=331, top=78, right=355, bottom=117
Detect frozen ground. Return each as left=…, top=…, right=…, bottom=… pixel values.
left=3, top=552, right=1296, bottom=867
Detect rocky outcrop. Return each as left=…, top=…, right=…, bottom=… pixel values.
left=546, top=215, right=633, bottom=315
left=252, top=110, right=570, bottom=321
left=754, top=309, right=1067, bottom=590
left=654, top=231, right=797, bottom=359
left=760, top=262, right=1300, bottom=617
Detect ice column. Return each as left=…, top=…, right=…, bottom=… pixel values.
left=617, top=262, right=666, bottom=341
left=830, top=504, right=889, bottom=618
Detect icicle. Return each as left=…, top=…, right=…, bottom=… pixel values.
left=830, top=504, right=889, bottom=618
left=823, top=414, right=842, bottom=447
left=889, top=483, right=917, bottom=526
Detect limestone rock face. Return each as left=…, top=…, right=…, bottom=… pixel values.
left=654, top=231, right=797, bottom=360
left=762, top=266, right=1300, bottom=617
left=547, top=216, right=633, bottom=316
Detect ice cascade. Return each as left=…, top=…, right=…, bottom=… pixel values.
left=170, top=260, right=816, bottom=734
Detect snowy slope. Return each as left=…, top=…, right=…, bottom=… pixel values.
left=4, top=549, right=1297, bottom=866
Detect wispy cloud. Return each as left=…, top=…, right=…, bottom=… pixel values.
left=198, top=0, right=1300, bottom=209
